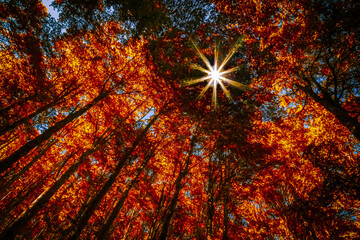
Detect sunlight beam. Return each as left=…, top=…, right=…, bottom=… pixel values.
left=218, top=43, right=241, bottom=71
left=197, top=80, right=213, bottom=99
left=220, top=66, right=239, bottom=75
left=191, top=40, right=213, bottom=71
left=214, top=43, right=218, bottom=71
left=190, top=63, right=212, bottom=75
left=183, top=76, right=212, bottom=86
left=218, top=81, right=233, bottom=102
left=220, top=77, right=250, bottom=90
left=212, top=81, right=217, bottom=108
left=187, top=40, right=249, bottom=108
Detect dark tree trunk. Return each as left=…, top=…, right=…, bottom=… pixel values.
left=67, top=113, right=161, bottom=240
left=157, top=136, right=196, bottom=240
left=0, top=85, right=78, bottom=136
left=0, top=144, right=102, bottom=239
left=0, top=91, right=109, bottom=174
left=1, top=139, right=57, bottom=194
left=148, top=183, right=167, bottom=240
left=96, top=150, right=155, bottom=239
left=222, top=186, right=229, bottom=240
left=297, top=83, right=360, bottom=141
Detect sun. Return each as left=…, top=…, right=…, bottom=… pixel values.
left=184, top=40, right=249, bottom=108
left=211, top=69, right=221, bottom=82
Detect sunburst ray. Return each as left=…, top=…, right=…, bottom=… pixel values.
left=183, top=76, right=212, bottom=86
left=190, top=63, right=211, bottom=74
left=197, top=80, right=213, bottom=99
left=187, top=40, right=249, bottom=108
left=191, top=40, right=213, bottom=71
left=220, top=66, right=239, bottom=75
left=220, top=77, right=249, bottom=90
left=218, top=42, right=241, bottom=71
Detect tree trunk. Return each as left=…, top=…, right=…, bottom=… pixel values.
left=1, top=139, right=57, bottom=194
left=67, top=113, right=161, bottom=240
left=148, top=183, right=167, bottom=240
left=0, top=144, right=102, bottom=239
left=297, top=84, right=360, bottom=141
left=1, top=166, right=53, bottom=227
left=222, top=162, right=230, bottom=240
left=1, top=151, right=74, bottom=223
left=0, top=85, right=78, bottom=136
left=222, top=186, right=229, bottom=240
left=0, top=98, right=62, bottom=137
left=0, top=91, right=109, bottom=174
left=96, top=150, right=155, bottom=239
left=157, top=136, right=196, bottom=240
left=206, top=164, right=215, bottom=239
left=157, top=171, right=186, bottom=240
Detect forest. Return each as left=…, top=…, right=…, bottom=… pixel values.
left=0, top=0, right=359, bottom=239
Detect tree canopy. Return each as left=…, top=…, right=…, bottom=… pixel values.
left=0, top=0, right=360, bottom=239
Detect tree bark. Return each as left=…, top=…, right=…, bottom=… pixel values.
left=67, top=113, right=161, bottom=240
left=0, top=98, right=63, bottom=137
left=1, top=139, right=57, bottom=194
left=157, top=136, right=196, bottom=240
left=148, top=183, right=167, bottom=239
left=96, top=150, right=155, bottom=239
left=0, top=143, right=102, bottom=239
left=0, top=91, right=109, bottom=174
left=222, top=186, right=229, bottom=240
left=0, top=85, right=78, bottom=136
left=297, top=83, right=360, bottom=141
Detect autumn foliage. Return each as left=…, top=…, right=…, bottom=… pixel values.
left=0, top=0, right=360, bottom=239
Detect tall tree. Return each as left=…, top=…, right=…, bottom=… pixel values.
left=213, top=0, right=360, bottom=141
left=1, top=0, right=359, bottom=239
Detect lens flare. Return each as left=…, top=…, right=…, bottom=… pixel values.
left=184, top=40, right=249, bottom=108
left=211, top=70, right=221, bottom=82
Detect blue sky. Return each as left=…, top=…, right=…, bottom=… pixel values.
left=42, top=0, right=59, bottom=20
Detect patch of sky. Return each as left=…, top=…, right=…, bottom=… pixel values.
left=259, top=95, right=285, bottom=123
left=303, top=114, right=314, bottom=128
left=163, top=0, right=219, bottom=34
left=42, top=0, right=59, bottom=20
left=275, top=189, right=291, bottom=206
left=339, top=208, right=358, bottom=222
left=194, top=142, right=205, bottom=157
left=146, top=169, right=154, bottom=177
left=122, top=20, right=137, bottom=36
left=269, top=212, right=278, bottom=219
left=352, top=142, right=360, bottom=154
left=0, top=22, right=11, bottom=46
left=33, top=108, right=70, bottom=134
left=240, top=218, right=248, bottom=227
left=244, top=178, right=253, bottom=185
left=132, top=157, right=141, bottom=165
left=115, top=88, right=125, bottom=95
left=142, top=225, right=150, bottom=233
left=139, top=108, right=156, bottom=124
left=268, top=236, right=282, bottom=240
left=90, top=156, right=98, bottom=165
left=272, top=163, right=280, bottom=169
left=34, top=122, right=49, bottom=134
left=104, top=5, right=115, bottom=15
